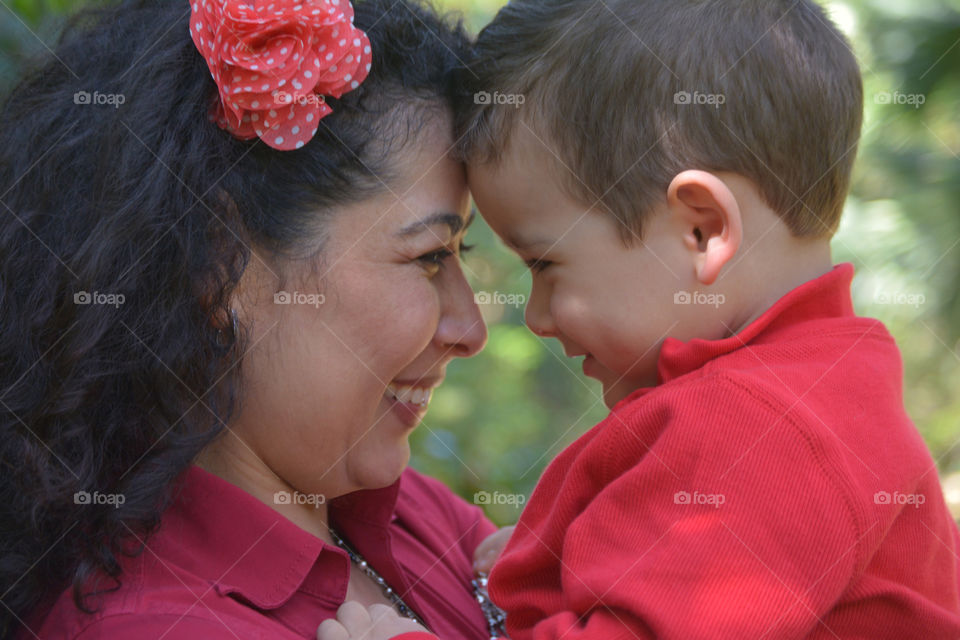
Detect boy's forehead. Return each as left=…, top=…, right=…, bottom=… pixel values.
left=468, top=123, right=556, bottom=177
left=467, top=133, right=556, bottom=205
left=467, top=155, right=541, bottom=217
left=468, top=167, right=580, bottom=255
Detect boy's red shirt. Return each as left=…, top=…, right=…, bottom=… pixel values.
left=488, top=263, right=960, bottom=639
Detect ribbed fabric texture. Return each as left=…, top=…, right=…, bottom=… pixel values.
left=483, top=264, right=960, bottom=639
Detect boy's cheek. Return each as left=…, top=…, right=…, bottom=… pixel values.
left=555, top=299, right=630, bottom=353
left=551, top=293, right=601, bottom=336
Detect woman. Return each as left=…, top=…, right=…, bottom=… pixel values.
left=0, top=0, right=499, bottom=638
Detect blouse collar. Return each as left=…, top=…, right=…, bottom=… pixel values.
left=154, top=464, right=401, bottom=609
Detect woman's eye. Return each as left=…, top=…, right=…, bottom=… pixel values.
left=525, top=258, right=552, bottom=273
left=417, top=241, right=475, bottom=272
left=418, top=248, right=455, bottom=267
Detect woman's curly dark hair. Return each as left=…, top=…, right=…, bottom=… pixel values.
left=0, top=0, right=472, bottom=634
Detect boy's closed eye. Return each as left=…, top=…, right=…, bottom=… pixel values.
left=524, top=257, right=553, bottom=273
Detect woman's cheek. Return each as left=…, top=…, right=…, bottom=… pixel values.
left=380, top=275, right=441, bottom=364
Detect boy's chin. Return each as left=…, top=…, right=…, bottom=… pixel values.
left=595, top=364, right=657, bottom=408
left=600, top=379, right=642, bottom=409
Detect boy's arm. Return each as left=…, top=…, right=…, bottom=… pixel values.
left=491, top=376, right=863, bottom=639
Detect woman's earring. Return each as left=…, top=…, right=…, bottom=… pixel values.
left=215, top=308, right=239, bottom=348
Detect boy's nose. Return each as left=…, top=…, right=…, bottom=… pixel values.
left=524, top=285, right=557, bottom=338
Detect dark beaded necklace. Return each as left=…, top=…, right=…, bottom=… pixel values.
left=329, top=528, right=430, bottom=630
left=330, top=528, right=508, bottom=638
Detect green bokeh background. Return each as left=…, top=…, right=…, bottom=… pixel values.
left=2, top=0, right=959, bottom=525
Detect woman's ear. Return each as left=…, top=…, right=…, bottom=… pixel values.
left=666, top=170, right=743, bottom=285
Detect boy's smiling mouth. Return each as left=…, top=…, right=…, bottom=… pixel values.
left=558, top=343, right=598, bottom=378
left=581, top=354, right=598, bottom=378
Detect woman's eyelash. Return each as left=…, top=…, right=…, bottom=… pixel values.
left=418, top=242, right=474, bottom=266
left=418, top=249, right=453, bottom=265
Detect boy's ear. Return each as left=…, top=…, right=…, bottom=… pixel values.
left=666, top=170, right=742, bottom=286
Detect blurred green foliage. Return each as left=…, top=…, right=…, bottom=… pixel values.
left=2, top=0, right=958, bottom=525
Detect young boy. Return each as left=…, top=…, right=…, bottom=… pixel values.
left=318, top=0, right=960, bottom=638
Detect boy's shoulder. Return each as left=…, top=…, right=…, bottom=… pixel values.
left=621, top=261, right=907, bottom=442
left=612, top=304, right=897, bottom=413
left=700, top=310, right=901, bottom=409
left=582, top=307, right=930, bottom=520
left=607, top=308, right=910, bottom=456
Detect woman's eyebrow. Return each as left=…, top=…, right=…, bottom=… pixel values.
left=396, top=211, right=474, bottom=237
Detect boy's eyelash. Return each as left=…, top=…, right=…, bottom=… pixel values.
left=525, top=258, right=552, bottom=273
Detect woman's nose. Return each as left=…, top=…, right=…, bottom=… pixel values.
left=435, top=265, right=487, bottom=357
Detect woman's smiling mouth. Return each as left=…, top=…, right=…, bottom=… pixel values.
left=386, top=382, right=435, bottom=407
left=385, top=379, right=442, bottom=427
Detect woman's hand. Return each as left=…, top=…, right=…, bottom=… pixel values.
left=473, top=525, right=516, bottom=574
left=317, top=602, right=430, bottom=640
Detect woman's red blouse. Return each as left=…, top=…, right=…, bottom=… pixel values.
left=30, top=465, right=496, bottom=639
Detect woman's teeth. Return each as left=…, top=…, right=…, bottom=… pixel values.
left=386, top=383, right=433, bottom=408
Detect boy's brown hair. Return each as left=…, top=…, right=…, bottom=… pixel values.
left=456, top=0, right=864, bottom=242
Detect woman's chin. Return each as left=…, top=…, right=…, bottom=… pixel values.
left=354, top=441, right=412, bottom=490
left=343, top=395, right=427, bottom=491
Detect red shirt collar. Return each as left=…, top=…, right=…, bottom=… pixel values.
left=654, top=263, right=856, bottom=385
left=154, top=465, right=402, bottom=609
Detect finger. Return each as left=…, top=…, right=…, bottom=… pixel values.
left=337, top=600, right=372, bottom=633
left=473, top=531, right=502, bottom=562
left=317, top=618, right=350, bottom=640
left=366, top=603, right=400, bottom=624
left=473, top=549, right=497, bottom=574
left=372, top=617, right=428, bottom=636
left=476, top=525, right=516, bottom=558
left=368, top=605, right=428, bottom=635
left=473, top=525, right=516, bottom=571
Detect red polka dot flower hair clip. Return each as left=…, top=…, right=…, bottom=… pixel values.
left=190, top=0, right=372, bottom=150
